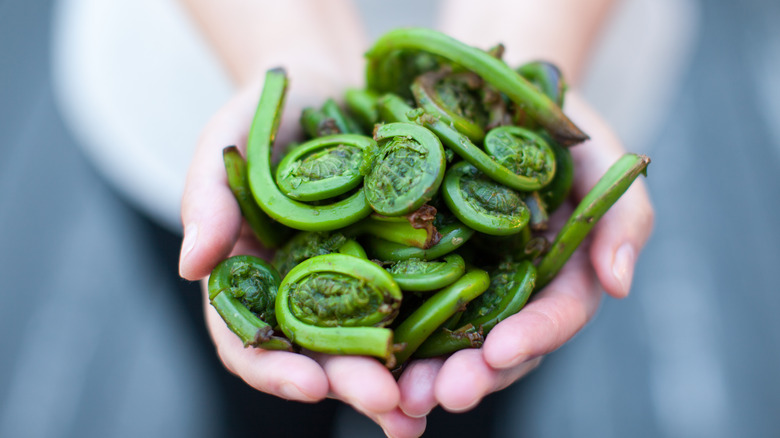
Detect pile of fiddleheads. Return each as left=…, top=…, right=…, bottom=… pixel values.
left=207, top=28, right=650, bottom=369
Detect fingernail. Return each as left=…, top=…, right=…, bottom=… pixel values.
left=487, top=341, right=530, bottom=369
left=279, top=382, right=310, bottom=401
left=401, top=406, right=431, bottom=419
left=180, top=223, right=198, bottom=272
left=498, top=353, right=529, bottom=369
left=613, top=243, right=635, bottom=296
left=448, top=397, right=482, bottom=414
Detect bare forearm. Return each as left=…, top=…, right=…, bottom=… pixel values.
left=178, top=0, right=367, bottom=95
left=437, top=0, right=617, bottom=84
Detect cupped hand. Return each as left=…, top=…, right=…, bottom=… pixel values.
left=178, top=80, right=426, bottom=438
left=396, top=91, right=654, bottom=417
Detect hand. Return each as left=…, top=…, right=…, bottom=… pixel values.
left=178, top=80, right=427, bottom=438
left=394, top=91, right=654, bottom=417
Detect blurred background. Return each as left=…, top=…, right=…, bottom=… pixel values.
left=1, top=0, right=779, bottom=437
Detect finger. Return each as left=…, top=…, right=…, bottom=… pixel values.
left=589, top=179, right=653, bottom=298
left=315, top=354, right=400, bottom=415
left=482, top=248, right=600, bottom=369
left=398, top=358, right=444, bottom=418
left=203, top=293, right=329, bottom=402
left=362, top=407, right=427, bottom=438
left=434, top=349, right=542, bottom=413
left=179, top=85, right=261, bottom=280
left=434, top=349, right=493, bottom=413
left=565, top=92, right=655, bottom=298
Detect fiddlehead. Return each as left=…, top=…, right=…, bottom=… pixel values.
left=536, top=153, right=651, bottom=289
left=366, top=215, right=475, bottom=262
left=411, top=69, right=488, bottom=143
left=272, top=230, right=356, bottom=277
left=521, top=191, right=549, bottom=231
left=515, top=60, right=574, bottom=213
left=223, top=146, right=292, bottom=249
left=301, top=98, right=364, bottom=138
left=345, top=211, right=441, bottom=250
left=386, top=254, right=466, bottom=292
left=344, top=88, right=380, bottom=132
left=517, top=60, right=567, bottom=108
left=208, top=256, right=292, bottom=351
left=363, top=122, right=446, bottom=216
left=300, top=107, right=341, bottom=138
left=246, top=68, right=373, bottom=231
left=336, top=239, right=368, bottom=259
left=365, top=28, right=588, bottom=145
left=274, top=134, right=375, bottom=202
left=442, top=161, right=530, bottom=236
left=321, top=98, right=364, bottom=135
left=367, top=49, right=442, bottom=100
left=415, top=259, right=536, bottom=357
left=538, top=135, right=575, bottom=213
left=483, top=126, right=556, bottom=190
left=275, top=253, right=403, bottom=363
left=392, top=268, right=490, bottom=365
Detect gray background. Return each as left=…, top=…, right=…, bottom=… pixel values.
left=2, top=0, right=779, bottom=437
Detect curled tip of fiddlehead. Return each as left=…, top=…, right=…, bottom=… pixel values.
left=484, top=126, right=557, bottom=189
left=291, top=144, right=362, bottom=182
left=288, top=272, right=398, bottom=327
left=461, top=178, right=523, bottom=217
left=208, top=256, right=292, bottom=351
left=411, top=69, right=488, bottom=143
left=272, top=230, right=350, bottom=277
left=276, top=253, right=402, bottom=360
left=224, top=260, right=280, bottom=325
left=364, top=122, right=446, bottom=216
left=275, top=134, right=375, bottom=202
left=386, top=254, right=466, bottom=292
left=209, top=256, right=280, bottom=323
left=443, top=161, right=530, bottom=236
